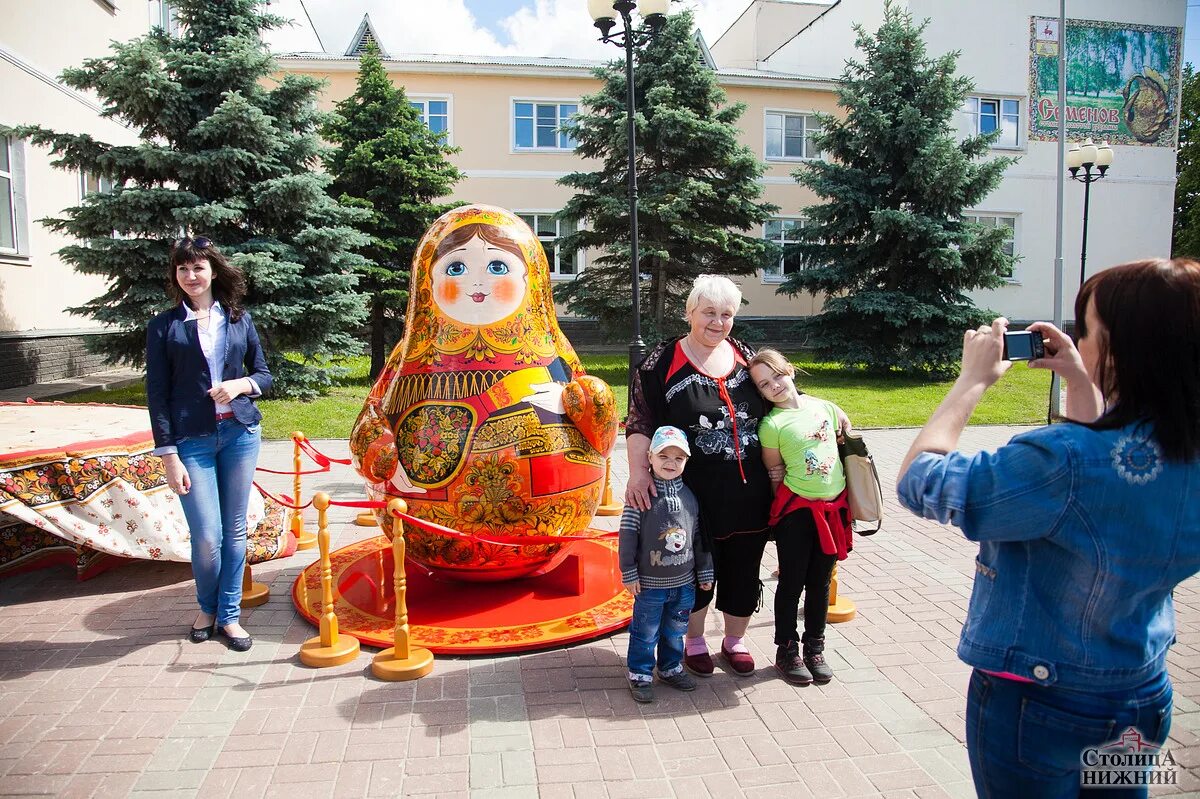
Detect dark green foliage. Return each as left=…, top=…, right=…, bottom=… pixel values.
left=1173, top=64, right=1200, bottom=257
left=780, top=2, right=1015, bottom=376
left=322, top=44, right=464, bottom=378
left=556, top=10, right=778, bottom=342
left=13, top=0, right=369, bottom=398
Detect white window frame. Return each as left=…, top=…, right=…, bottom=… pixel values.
left=965, top=211, right=1019, bottom=282
left=962, top=96, right=1022, bottom=150
left=408, top=94, right=453, bottom=145
left=511, top=98, right=579, bottom=153
left=0, top=136, right=29, bottom=259
left=764, top=109, right=822, bottom=162
left=517, top=211, right=582, bottom=279
left=79, top=170, right=124, bottom=240
left=762, top=217, right=807, bottom=283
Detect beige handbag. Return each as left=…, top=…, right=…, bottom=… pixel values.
left=839, top=433, right=883, bottom=534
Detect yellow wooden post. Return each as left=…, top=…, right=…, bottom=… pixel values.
left=826, top=563, right=856, bottom=623
left=292, top=431, right=316, bottom=550
left=372, top=499, right=434, bottom=680
left=594, top=456, right=624, bottom=517
left=240, top=562, right=269, bottom=608
left=299, top=492, right=361, bottom=667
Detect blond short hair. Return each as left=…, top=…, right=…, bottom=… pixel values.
left=684, top=275, right=742, bottom=319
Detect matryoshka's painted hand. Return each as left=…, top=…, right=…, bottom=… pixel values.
left=562, top=375, right=618, bottom=457
left=524, top=382, right=566, bottom=414
left=389, top=463, right=427, bottom=495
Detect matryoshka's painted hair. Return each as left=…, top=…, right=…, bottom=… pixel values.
left=433, top=223, right=526, bottom=264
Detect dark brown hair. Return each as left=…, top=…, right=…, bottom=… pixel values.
left=433, top=223, right=526, bottom=264
left=1076, top=258, right=1200, bottom=461
left=167, top=237, right=247, bottom=322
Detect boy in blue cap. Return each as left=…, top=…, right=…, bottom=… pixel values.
left=619, top=425, right=714, bottom=703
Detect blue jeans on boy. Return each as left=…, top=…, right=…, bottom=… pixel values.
left=966, top=668, right=1173, bottom=798
left=626, top=584, right=694, bottom=682
left=176, top=419, right=261, bottom=627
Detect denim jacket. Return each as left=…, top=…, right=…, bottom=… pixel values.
left=897, top=421, right=1200, bottom=691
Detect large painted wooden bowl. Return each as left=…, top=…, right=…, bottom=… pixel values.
left=350, top=205, right=618, bottom=581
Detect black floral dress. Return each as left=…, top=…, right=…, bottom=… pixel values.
left=627, top=337, right=772, bottom=615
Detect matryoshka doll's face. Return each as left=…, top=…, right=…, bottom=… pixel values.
left=431, top=234, right=528, bottom=326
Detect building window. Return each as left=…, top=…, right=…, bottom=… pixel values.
left=962, top=97, right=1020, bottom=148
left=763, top=218, right=806, bottom=281
left=0, top=136, right=28, bottom=256
left=513, top=101, right=577, bottom=151
left=965, top=212, right=1017, bottom=279
left=518, top=213, right=579, bottom=277
left=410, top=97, right=450, bottom=138
left=149, top=1, right=180, bottom=35
left=80, top=171, right=115, bottom=199
left=765, top=111, right=821, bottom=160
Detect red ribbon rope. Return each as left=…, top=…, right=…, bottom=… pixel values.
left=252, top=439, right=617, bottom=549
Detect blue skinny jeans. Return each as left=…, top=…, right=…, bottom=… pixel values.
left=176, top=418, right=261, bottom=627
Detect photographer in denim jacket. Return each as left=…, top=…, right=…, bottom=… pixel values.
left=897, top=258, right=1200, bottom=796
left=146, top=237, right=272, bottom=653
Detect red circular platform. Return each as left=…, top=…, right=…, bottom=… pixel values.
left=292, top=535, right=633, bottom=654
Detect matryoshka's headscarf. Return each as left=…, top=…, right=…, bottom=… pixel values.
left=398, top=205, right=582, bottom=372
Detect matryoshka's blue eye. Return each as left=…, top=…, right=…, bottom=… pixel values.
left=487, top=261, right=510, bottom=275
left=445, top=262, right=466, bottom=276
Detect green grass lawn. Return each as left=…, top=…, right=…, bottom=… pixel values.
left=61, top=352, right=1053, bottom=439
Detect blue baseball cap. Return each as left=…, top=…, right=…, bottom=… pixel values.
left=650, top=426, right=691, bottom=456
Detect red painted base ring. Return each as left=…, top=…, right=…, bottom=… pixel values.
left=291, top=534, right=632, bottom=655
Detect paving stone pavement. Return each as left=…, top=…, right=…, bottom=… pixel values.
left=2, top=425, right=1199, bottom=798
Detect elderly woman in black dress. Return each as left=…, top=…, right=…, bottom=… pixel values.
left=624, top=275, right=772, bottom=676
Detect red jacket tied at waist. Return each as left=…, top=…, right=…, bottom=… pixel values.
left=769, top=485, right=852, bottom=561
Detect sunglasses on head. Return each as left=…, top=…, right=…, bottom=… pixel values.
left=173, top=236, right=211, bottom=250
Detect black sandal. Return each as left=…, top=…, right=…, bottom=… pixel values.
left=219, top=626, right=253, bottom=652
left=188, top=624, right=214, bottom=643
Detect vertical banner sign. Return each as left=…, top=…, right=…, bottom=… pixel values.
left=1029, top=17, right=1181, bottom=147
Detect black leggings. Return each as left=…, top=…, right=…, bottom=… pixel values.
left=773, top=509, right=837, bottom=646
left=692, top=529, right=770, bottom=618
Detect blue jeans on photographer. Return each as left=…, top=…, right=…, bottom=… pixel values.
left=627, top=583, right=694, bottom=682
left=966, top=668, right=1173, bottom=799
left=176, top=419, right=261, bottom=627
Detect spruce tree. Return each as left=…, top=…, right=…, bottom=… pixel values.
left=780, top=2, right=1015, bottom=375
left=556, top=10, right=777, bottom=341
left=14, top=0, right=368, bottom=398
left=1173, top=64, right=1200, bottom=257
left=322, top=44, right=464, bottom=379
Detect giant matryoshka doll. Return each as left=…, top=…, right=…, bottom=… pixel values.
left=350, top=205, right=618, bottom=582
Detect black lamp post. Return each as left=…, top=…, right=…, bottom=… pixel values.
left=1066, top=138, right=1114, bottom=288
left=588, top=0, right=668, bottom=384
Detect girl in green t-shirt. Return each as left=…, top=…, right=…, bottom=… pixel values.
left=749, top=348, right=853, bottom=686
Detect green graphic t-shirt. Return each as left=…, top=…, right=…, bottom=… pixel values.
left=758, top=396, right=846, bottom=500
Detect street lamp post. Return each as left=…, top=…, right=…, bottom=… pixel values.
left=1066, top=138, right=1114, bottom=289
left=587, top=0, right=668, bottom=385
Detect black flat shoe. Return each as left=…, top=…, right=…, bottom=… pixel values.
left=188, top=624, right=213, bottom=643
left=219, top=627, right=253, bottom=652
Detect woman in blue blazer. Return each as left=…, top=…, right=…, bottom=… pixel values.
left=146, top=237, right=272, bottom=652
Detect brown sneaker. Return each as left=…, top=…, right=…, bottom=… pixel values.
left=774, top=641, right=812, bottom=686
left=683, top=650, right=714, bottom=677
left=720, top=643, right=755, bottom=676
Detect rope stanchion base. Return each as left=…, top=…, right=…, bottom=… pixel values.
left=291, top=535, right=632, bottom=655
left=295, top=531, right=317, bottom=551
left=354, top=511, right=379, bottom=527
left=827, top=574, right=856, bottom=624
left=372, top=645, right=434, bottom=681
left=241, top=565, right=270, bottom=608
left=300, top=634, right=361, bottom=668
left=595, top=501, right=624, bottom=517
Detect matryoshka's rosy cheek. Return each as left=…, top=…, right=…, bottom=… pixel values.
left=492, top=277, right=520, bottom=305
left=437, top=280, right=460, bottom=306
